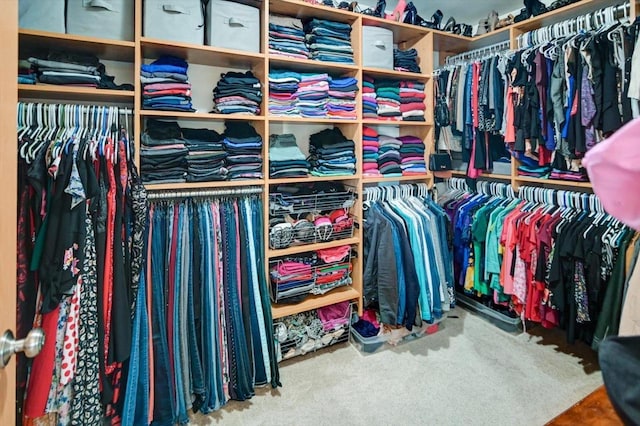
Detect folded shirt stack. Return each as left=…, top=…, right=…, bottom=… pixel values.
left=28, top=55, right=100, bottom=87
left=308, top=128, right=356, bottom=176
left=269, top=133, right=310, bottom=179
left=141, top=119, right=188, bottom=184
left=303, top=18, right=354, bottom=64
left=378, top=135, right=402, bottom=177
left=213, top=71, right=262, bottom=115
left=223, top=121, right=263, bottom=180
left=398, top=135, right=426, bottom=175
left=269, top=15, right=310, bottom=60
left=549, top=169, right=589, bottom=181
left=141, top=56, right=194, bottom=112
left=181, top=127, right=228, bottom=182
left=297, top=73, right=330, bottom=118
left=269, top=70, right=301, bottom=116
left=517, top=165, right=552, bottom=178
left=399, top=80, right=426, bottom=121
left=363, top=126, right=381, bottom=177
left=18, top=60, right=36, bottom=85
left=376, top=79, right=402, bottom=120
left=363, top=77, right=378, bottom=119
left=327, top=77, right=358, bottom=120
left=394, top=48, right=421, bottom=73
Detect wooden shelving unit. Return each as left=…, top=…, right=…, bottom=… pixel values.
left=16, top=0, right=615, bottom=329
left=267, top=236, right=361, bottom=258
left=18, top=84, right=135, bottom=103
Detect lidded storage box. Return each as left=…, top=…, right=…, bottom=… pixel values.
left=206, top=0, right=260, bottom=53
left=362, top=26, right=394, bottom=69
left=67, top=0, right=134, bottom=41
left=19, top=0, right=66, bottom=33
left=143, top=0, right=205, bottom=44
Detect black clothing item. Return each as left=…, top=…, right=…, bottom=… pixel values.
left=599, top=335, right=640, bottom=425
left=181, top=127, right=223, bottom=142
left=146, top=119, right=182, bottom=139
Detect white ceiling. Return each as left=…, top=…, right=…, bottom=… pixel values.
left=376, top=0, right=525, bottom=27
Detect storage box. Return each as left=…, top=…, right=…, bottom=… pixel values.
left=350, top=321, right=441, bottom=355
left=455, top=292, right=522, bottom=333
left=362, top=26, right=394, bottom=69
left=67, top=0, right=134, bottom=41
left=144, top=0, right=205, bottom=45
left=206, top=0, right=260, bottom=53
left=19, top=0, right=65, bottom=33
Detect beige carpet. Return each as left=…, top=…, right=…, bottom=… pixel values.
left=193, top=308, right=602, bottom=425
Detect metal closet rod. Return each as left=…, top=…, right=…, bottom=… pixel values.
left=147, top=186, right=263, bottom=200
left=444, top=40, right=512, bottom=65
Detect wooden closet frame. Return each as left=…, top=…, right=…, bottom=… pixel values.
left=14, top=0, right=637, bottom=323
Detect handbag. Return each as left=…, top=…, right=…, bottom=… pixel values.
left=429, top=127, right=453, bottom=178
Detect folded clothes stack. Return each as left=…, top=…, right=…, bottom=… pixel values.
left=518, top=164, right=552, bottom=178
left=376, top=79, right=402, bottom=120
left=378, top=135, right=403, bottom=177
left=141, top=56, right=194, bottom=112
left=181, top=127, right=228, bottom=182
left=270, top=245, right=352, bottom=302
left=213, top=71, right=262, bottom=115
left=363, top=77, right=378, bottom=119
left=400, top=80, right=426, bottom=121
left=327, top=76, right=358, bottom=120
left=363, top=126, right=381, bottom=177
left=549, top=168, right=589, bottom=181
left=269, top=133, right=310, bottom=179
left=141, top=119, right=188, bottom=184
left=303, top=18, right=354, bottom=64
left=269, top=70, right=301, bottom=116
left=223, top=121, right=263, bottom=180
left=297, top=73, right=329, bottom=118
left=394, top=48, right=421, bottom=73
left=18, top=60, right=36, bottom=85
left=269, top=15, right=310, bottom=60
left=308, top=128, right=356, bottom=176
left=398, top=135, right=426, bottom=175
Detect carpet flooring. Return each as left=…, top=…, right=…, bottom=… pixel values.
left=194, top=308, right=603, bottom=425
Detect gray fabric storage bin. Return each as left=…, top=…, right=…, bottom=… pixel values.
left=19, top=0, right=65, bottom=33
left=362, top=26, right=393, bottom=69
left=206, top=0, right=260, bottom=53
left=67, top=0, right=134, bottom=41
left=144, top=0, right=204, bottom=44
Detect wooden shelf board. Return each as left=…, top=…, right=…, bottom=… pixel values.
left=268, top=175, right=358, bottom=184
left=271, top=286, right=360, bottom=319
left=18, top=84, right=134, bottom=103
left=452, top=170, right=511, bottom=181
left=18, top=29, right=135, bottom=62
left=141, top=37, right=265, bottom=68
left=362, top=119, right=432, bottom=126
left=268, top=116, right=358, bottom=124
left=363, top=174, right=431, bottom=183
left=140, top=110, right=265, bottom=121
left=515, top=176, right=593, bottom=189
left=268, top=0, right=360, bottom=24
left=269, top=55, right=359, bottom=74
left=268, top=236, right=360, bottom=258
left=144, top=180, right=265, bottom=191
left=361, top=16, right=429, bottom=43
left=431, top=29, right=474, bottom=53
left=362, top=67, right=430, bottom=81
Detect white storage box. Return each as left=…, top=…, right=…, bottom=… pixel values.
left=144, top=0, right=205, bottom=45
left=67, top=0, right=134, bottom=41
left=362, top=26, right=393, bottom=69
left=19, top=0, right=65, bottom=33
left=206, top=0, right=260, bottom=53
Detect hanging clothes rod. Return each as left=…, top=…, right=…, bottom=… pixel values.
left=147, top=186, right=263, bottom=200
left=443, top=40, right=511, bottom=66
left=363, top=182, right=430, bottom=201
left=517, top=2, right=630, bottom=48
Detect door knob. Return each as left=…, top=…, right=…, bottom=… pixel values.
left=0, top=329, right=45, bottom=369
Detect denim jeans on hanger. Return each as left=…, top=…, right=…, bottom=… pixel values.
left=122, top=267, right=150, bottom=426
left=173, top=204, right=189, bottom=424
left=151, top=207, right=175, bottom=425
